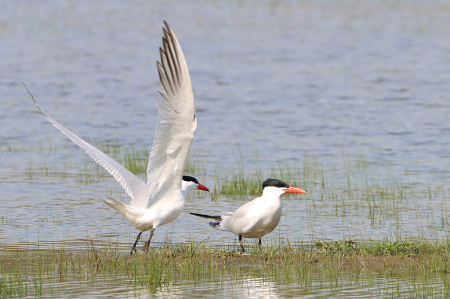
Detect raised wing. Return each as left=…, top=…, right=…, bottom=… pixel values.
left=28, top=88, right=150, bottom=207
left=146, top=22, right=197, bottom=207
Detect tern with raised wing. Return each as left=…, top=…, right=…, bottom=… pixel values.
left=191, top=178, right=306, bottom=252
left=28, top=21, right=209, bottom=254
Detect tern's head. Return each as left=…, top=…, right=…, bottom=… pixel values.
left=262, top=178, right=307, bottom=196
left=182, top=175, right=209, bottom=194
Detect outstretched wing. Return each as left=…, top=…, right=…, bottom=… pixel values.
left=146, top=21, right=196, bottom=207
left=28, top=88, right=150, bottom=206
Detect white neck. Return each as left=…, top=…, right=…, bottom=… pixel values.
left=261, top=186, right=286, bottom=199
left=181, top=181, right=197, bottom=198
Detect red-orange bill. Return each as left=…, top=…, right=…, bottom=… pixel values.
left=284, top=186, right=307, bottom=193
left=197, top=184, right=210, bottom=192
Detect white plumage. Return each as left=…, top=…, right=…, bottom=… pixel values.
left=29, top=21, right=208, bottom=254
left=191, top=178, right=306, bottom=252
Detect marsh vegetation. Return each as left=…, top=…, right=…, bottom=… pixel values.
left=2, top=141, right=450, bottom=297
left=2, top=238, right=450, bottom=298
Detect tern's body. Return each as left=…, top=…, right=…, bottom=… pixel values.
left=115, top=196, right=184, bottom=233
left=105, top=179, right=197, bottom=232
left=29, top=22, right=209, bottom=254
left=191, top=178, right=306, bottom=252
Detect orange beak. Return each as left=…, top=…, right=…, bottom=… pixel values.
left=284, top=186, right=307, bottom=194
left=197, top=184, right=210, bottom=192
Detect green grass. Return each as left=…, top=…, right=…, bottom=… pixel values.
left=5, top=140, right=450, bottom=235
left=4, top=141, right=450, bottom=296
left=2, top=238, right=450, bottom=298
left=7, top=141, right=450, bottom=227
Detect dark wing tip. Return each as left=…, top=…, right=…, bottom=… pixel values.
left=163, top=27, right=169, bottom=39
left=190, top=213, right=222, bottom=221
left=23, top=82, right=39, bottom=106
left=163, top=20, right=170, bottom=31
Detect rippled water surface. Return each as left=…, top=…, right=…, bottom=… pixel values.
left=2, top=0, right=450, bottom=297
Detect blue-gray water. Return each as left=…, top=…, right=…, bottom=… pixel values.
left=2, top=0, right=450, bottom=297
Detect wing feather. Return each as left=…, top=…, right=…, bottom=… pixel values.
left=163, top=28, right=181, bottom=83
left=28, top=91, right=150, bottom=207
left=162, top=32, right=180, bottom=86
left=146, top=21, right=196, bottom=207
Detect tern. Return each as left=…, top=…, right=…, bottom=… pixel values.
left=191, top=178, right=306, bottom=252
left=28, top=21, right=209, bottom=254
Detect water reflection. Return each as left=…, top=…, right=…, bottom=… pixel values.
left=140, top=277, right=283, bottom=298
left=71, top=272, right=446, bottom=299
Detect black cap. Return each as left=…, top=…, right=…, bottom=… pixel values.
left=182, top=175, right=199, bottom=184
left=262, top=178, right=289, bottom=189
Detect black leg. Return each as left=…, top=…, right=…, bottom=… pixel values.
left=239, top=235, right=245, bottom=252
left=258, top=239, right=262, bottom=249
left=144, top=229, right=156, bottom=253
left=130, top=232, right=142, bottom=255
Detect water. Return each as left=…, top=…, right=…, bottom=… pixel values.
left=2, top=0, right=450, bottom=297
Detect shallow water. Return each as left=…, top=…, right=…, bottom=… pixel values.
left=2, top=0, right=450, bottom=297
left=3, top=256, right=448, bottom=299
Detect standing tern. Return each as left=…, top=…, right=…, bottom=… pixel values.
left=28, top=21, right=209, bottom=254
left=191, top=178, right=306, bottom=252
